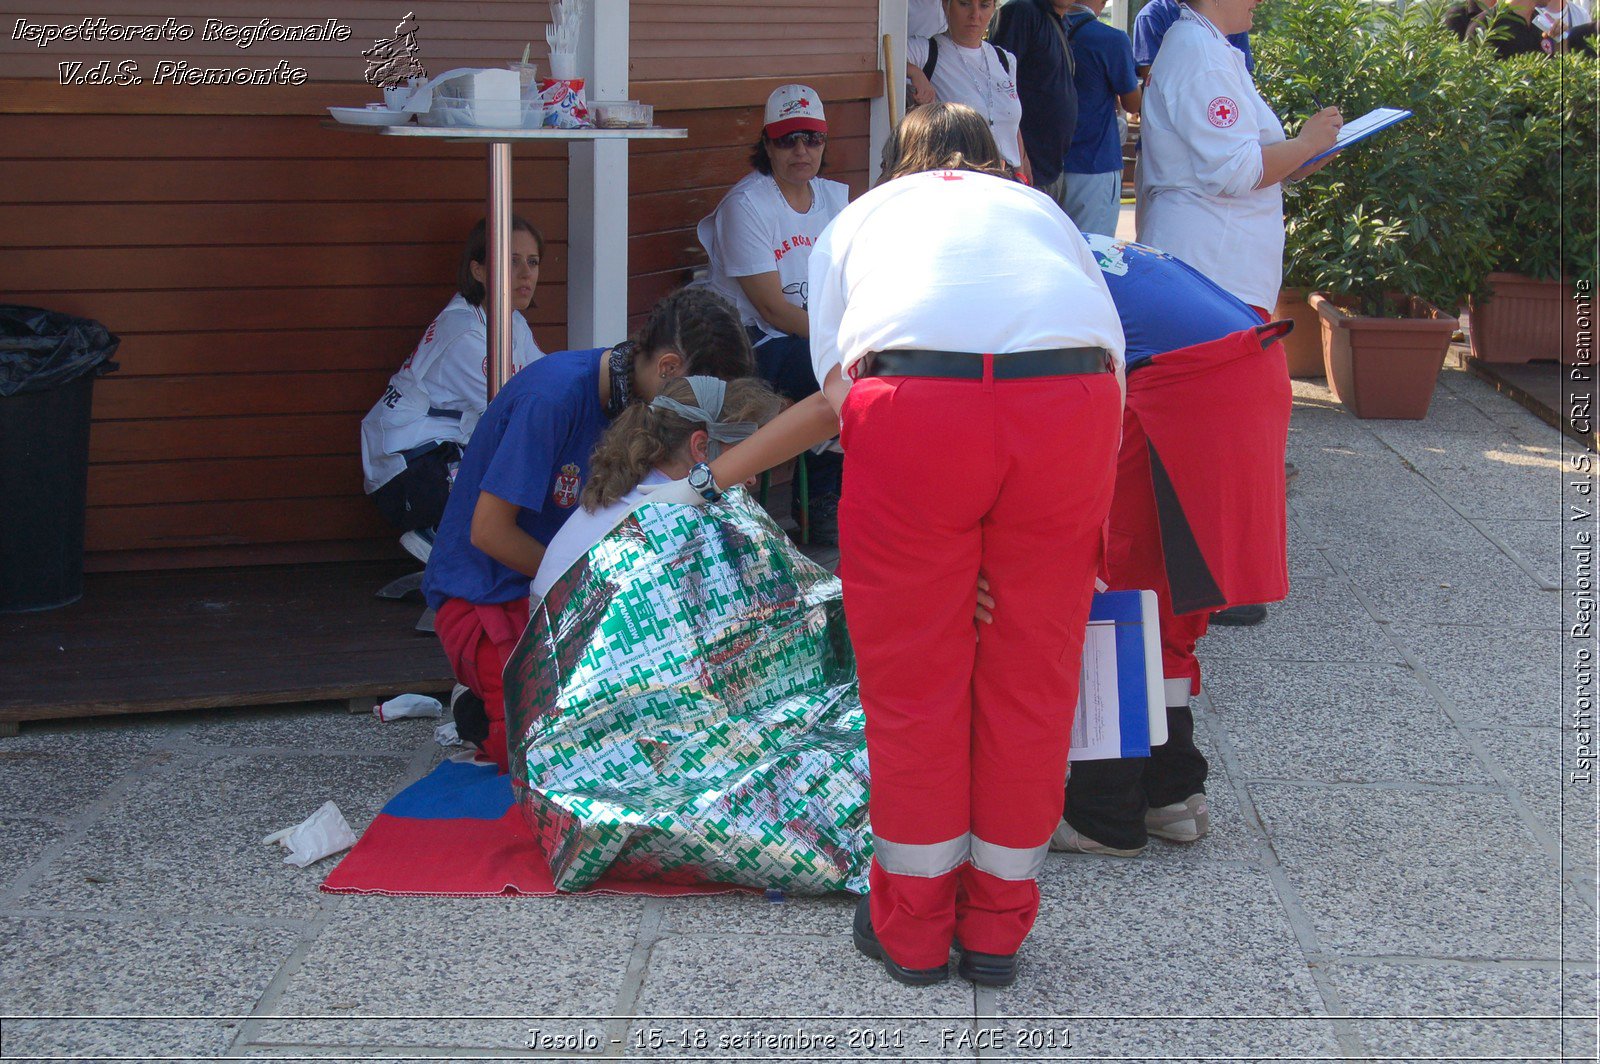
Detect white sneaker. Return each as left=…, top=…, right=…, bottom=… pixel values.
left=1145, top=794, right=1210, bottom=842
left=1049, top=819, right=1145, bottom=858
left=399, top=528, right=434, bottom=564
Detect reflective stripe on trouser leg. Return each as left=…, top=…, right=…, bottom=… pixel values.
left=839, top=375, right=994, bottom=970
left=959, top=372, right=1123, bottom=957
left=873, top=834, right=971, bottom=878
left=970, top=837, right=1050, bottom=881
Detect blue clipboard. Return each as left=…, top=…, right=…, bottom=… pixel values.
left=1306, top=107, right=1412, bottom=166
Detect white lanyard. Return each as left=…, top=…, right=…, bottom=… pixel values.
left=946, top=35, right=1000, bottom=126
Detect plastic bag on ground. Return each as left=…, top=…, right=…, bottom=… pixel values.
left=262, top=801, right=358, bottom=868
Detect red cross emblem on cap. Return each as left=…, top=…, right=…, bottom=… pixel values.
left=1207, top=97, right=1239, bottom=127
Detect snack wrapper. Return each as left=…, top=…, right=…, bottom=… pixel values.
left=538, top=77, right=591, bottom=128
left=503, top=489, right=869, bottom=894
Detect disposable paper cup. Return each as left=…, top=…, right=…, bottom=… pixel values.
left=549, top=51, right=578, bottom=79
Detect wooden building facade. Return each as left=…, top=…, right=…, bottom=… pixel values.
left=0, top=1, right=884, bottom=574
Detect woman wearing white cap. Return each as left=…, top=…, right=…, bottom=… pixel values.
left=697, top=84, right=851, bottom=542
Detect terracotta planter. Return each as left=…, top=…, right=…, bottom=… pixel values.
left=1468, top=272, right=1580, bottom=365
left=1275, top=287, right=1326, bottom=378
left=1309, top=293, right=1459, bottom=420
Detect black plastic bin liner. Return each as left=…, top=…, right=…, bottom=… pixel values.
left=0, top=306, right=120, bottom=613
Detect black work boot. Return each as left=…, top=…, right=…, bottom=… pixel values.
left=956, top=946, right=1019, bottom=988
left=851, top=897, right=949, bottom=987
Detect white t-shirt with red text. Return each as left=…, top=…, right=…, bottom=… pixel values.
left=359, top=293, right=542, bottom=493
left=697, top=171, right=851, bottom=340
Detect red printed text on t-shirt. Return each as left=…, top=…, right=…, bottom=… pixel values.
left=772, top=234, right=815, bottom=262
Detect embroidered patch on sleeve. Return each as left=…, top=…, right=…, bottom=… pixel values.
left=1207, top=97, right=1239, bottom=127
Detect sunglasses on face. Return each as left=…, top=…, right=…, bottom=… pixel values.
left=769, top=130, right=827, bottom=150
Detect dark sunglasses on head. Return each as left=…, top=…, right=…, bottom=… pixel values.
left=769, top=130, right=827, bottom=149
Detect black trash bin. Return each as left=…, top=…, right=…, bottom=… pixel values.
left=0, top=306, right=119, bottom=613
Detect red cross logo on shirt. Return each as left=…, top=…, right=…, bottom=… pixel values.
left=1207, top=97, right=1239, bottom=127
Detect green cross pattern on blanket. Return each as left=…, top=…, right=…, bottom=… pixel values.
left=503, top=488, right=871, bottom=894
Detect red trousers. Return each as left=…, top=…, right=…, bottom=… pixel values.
left=1103, top=404, right=1212, bottom=701
left=434, top=596, right=531, bottom=774
left=838, top=365, right=1121, bottom=968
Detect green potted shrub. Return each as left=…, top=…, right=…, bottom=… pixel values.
left=1470, top=53, right=1599, bottom=364
left=1257, top=0, right=1520, bottom=417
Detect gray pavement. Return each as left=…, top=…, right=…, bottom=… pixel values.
left=1, top=355, right=1595, bottom=1062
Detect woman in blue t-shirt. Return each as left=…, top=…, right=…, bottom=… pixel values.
left=423, top=287, right=755, bottom=772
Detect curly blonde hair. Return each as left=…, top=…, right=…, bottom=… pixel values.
left=581, top=376, right=787, bottom=511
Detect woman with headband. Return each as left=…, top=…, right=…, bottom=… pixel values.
left=422, top=288, right=753, bottom=773
left=529, top=376, right=787, bottom=601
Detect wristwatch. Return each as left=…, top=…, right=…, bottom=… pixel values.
left=687, top=461, right=723, bottom=502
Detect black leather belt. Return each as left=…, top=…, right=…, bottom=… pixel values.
left=859, top=347, right=1112, bottom=380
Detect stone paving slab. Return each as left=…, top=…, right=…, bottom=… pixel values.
left=1388, top=624, right=1565, bottom=725
left=17, top=752, right=410, bottom=922
left=1205, top=661, right=1489, bottom=786
left=1323, top=960, right=1563, bottom=1059
left=1249, top=783, right=1560, bottom=959
left=0, top=361, right=1590, bottom=1061
left=248, top=896, right=646, bottom=1052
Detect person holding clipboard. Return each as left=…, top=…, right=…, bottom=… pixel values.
left=1137, top=0, right=1343, bottom=321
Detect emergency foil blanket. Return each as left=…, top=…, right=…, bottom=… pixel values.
left=503, top=490, right=870, bottom=894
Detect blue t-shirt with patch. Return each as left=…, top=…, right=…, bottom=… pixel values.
left=1132, top=0, right=1254, bottom=72
left=423, top=348, right=607, bottom=609
left=1082, top=233, right=1261, bottom=366
left=1064, top=12, right=1140, bottom=175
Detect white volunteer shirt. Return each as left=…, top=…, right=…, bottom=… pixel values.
left=530, top=470, right=667, bottom=601
left=908, top=0, right=948, bottom=38
left=905, top=35, right=1026, bottom=169
left=697, top=171, right=851, bottom=340
left=1136, top=8, right=1286, bottom=311
left=807, top=169, right=1125, bottom=386
left=359, top=293, right=543, bottom=493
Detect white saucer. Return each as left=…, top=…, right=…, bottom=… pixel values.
left=328, top=106, right=408, bottom=126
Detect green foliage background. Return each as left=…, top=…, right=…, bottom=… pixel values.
left=1254, top=0, right=1597, bottom=316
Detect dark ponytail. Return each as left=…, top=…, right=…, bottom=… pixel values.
left=635, top=287, right=755, bottom=380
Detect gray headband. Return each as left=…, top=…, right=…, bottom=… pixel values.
left=649, top=376, right=759, bottom=449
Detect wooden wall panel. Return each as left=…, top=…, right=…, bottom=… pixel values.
left=0, top=108, right=570, bottom=569
left=0, top=1, right=881, bottom=572
left=0, top=3, right=553, bottom=82
left=630, top=0, right=879, bottom=81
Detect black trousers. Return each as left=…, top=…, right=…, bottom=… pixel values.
left=749, top=327, right=842, bottom=499
left=369, top=441, right=461, bottom=533
left=1064, top=704, right=1208, bottom=850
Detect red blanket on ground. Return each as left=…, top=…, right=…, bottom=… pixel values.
left=322, top=758, right=746, bottom=898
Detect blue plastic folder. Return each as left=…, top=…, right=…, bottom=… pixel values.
left=1068, top=590, right=1167, bottom=762
left=1305, top=107, right=1412, bottom=166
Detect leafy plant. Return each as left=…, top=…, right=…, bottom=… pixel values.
left=1481, top=52, right=1598, bottom=284
left=1257, top=0, right=1521, bottom=317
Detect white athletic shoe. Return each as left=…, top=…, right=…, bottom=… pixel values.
left=399, top=528, right=435, bottom=564
left=1049, top=819, right=1145, bottom=858
left=1145, top=794, right=1211, bottom=842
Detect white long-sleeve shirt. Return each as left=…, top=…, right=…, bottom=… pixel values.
left=1136, top=8, right=1286, bottom=311
left=359, top=294, right=542, bottom=492
left=807, top=169, right=1125, bottom=385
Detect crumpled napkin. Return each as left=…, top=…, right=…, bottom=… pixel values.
left=262, top=801, right=357, bottom=868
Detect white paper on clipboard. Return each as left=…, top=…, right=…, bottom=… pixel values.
left=1306, top=107, right=1412, bottom=166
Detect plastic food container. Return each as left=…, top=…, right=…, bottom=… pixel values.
left=420, top=98, right=543, bottom=129
left=594, top=101, right=653, bottom=129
